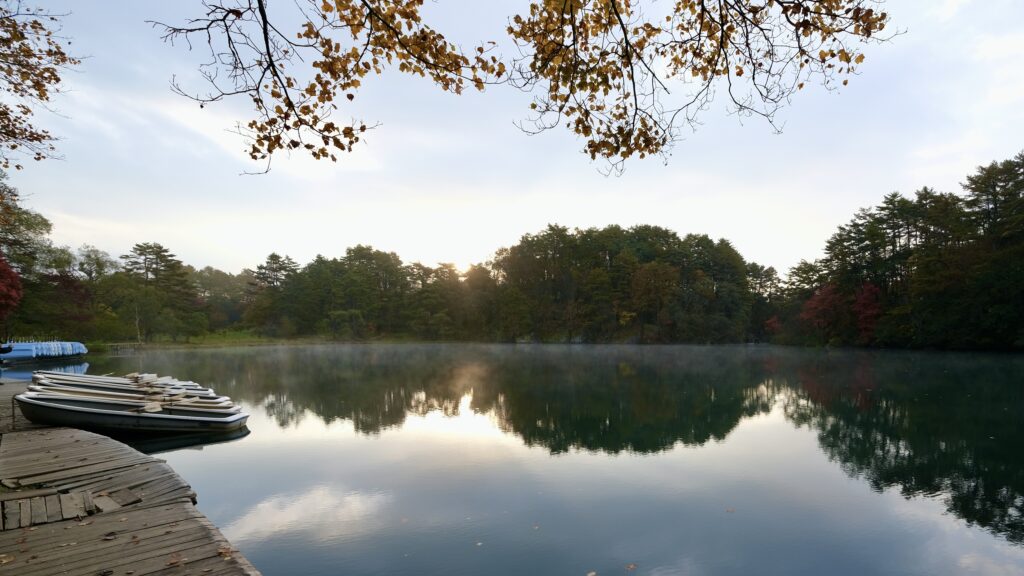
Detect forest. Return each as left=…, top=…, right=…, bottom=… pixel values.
left=1, top=151, right=1021, bottom=350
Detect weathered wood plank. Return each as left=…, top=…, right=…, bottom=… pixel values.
left=109, top=488, right=142, bottom=507
left=0, top=446, right=146, bottom=477
left=18, top=498, right=31, bottom=528
left=12, top=524, right=213, bottom=575
left=16, top=454, right=156, bottom=485
left=82, top=489, right=95, bottom=515
left=0, top=487, right=57, bottom=501
left=0, top=504, right=200, bottom=548
left=59, top=491, right=85, bottom=520
left=29, top=496, right=47, bottom=525
left=14, top=528, right=217, bottom=576
left=92, top=494, right=122, bottom=513
left=1, top=500, right=18, bottom=529
left=44, top=493, right=62, bottom=522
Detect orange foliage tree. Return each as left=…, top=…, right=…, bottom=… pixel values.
left=156, top=0, right=891, bottom=170
left=0, top=2, right=78, bottom=170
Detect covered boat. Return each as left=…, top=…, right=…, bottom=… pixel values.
left=1, top=341, right=88, bottom=364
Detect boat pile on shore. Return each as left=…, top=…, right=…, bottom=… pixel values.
left=14, top=371, right=249, bottom=432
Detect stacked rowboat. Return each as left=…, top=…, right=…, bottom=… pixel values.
left=14, top=371, right=250, bottom=433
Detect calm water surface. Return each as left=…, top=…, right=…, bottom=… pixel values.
left=87, top=344, right=1024, bottom=576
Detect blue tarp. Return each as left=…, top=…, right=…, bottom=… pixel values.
left=0, top=341, right=88, bottom=363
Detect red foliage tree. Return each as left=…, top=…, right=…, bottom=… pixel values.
left=852, top=283, right=882, bottom=344
left=0, top=254, right=23, bottom=323
left=799, top=283, right=848, bottom=343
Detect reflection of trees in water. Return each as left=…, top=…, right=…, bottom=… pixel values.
left=97, top=346, right=473, bottom=431
left=474, top=350, right=778, bottom=453
left=779, top=352, right=1024, bottom=544
left=90, top=345, right=1024, bottom=544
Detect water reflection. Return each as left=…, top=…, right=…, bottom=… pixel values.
left=0, top=360, right=88, bottom=381
left=89, top=345, right=1024, bottom=549
left=120, top=427, right=251, bottom=455
left=223, top=484, right=392, bottom=545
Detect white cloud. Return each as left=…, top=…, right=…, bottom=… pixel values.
left=932, top=0, right=974, bottom=21
left=958, top=553, right=1024, bottom=576
left=223, top=484, right=391, bottom=544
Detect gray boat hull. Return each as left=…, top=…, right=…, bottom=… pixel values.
left=15, top=395, right=249, bottom=433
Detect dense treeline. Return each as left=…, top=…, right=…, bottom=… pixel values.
left=0, top=151, right=1021, bottom=349
left=777, top=151, right=1024, bottom=348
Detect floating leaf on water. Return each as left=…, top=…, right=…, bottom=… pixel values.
left=626, top=562, right=638, bottom=571
left=586, top=571, right=598, bottom=576
left=726, top=508, right=736, bottom=513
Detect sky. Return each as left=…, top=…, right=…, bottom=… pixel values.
left=9, top=0, right=1024, bottom=275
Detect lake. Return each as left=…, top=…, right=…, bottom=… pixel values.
left=87, top=344, right=1024, bottom=576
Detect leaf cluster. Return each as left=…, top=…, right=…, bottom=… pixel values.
left=158, top=0, right=889, bottom=170
left=0, top=2, right=78, bottom=169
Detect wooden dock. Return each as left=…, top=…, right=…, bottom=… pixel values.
left=0, top=379, right=261, bottom=575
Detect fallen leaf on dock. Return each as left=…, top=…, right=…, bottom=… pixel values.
left=217, top=545, right=234, bottom=558
left=102, top=531, right=118, bottom=541
left=0, top=554, right=14, bottom=565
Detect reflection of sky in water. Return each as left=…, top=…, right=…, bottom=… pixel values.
left=162, top=398, right=1024, bottom=576
left=87, top=345, right=1024, bottom=576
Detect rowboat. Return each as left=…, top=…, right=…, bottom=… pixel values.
left=27, top=383, right=239, bottom=410
left=15, top=370, right=249, bottom=433
left=29, top=377, right=233, bottom=403
left=14, top=392, right=249, bottom=432
left=32, top=373, right=221, bottom=398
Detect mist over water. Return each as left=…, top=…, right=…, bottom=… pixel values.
left=88, top=345, right=1024, bottom=576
